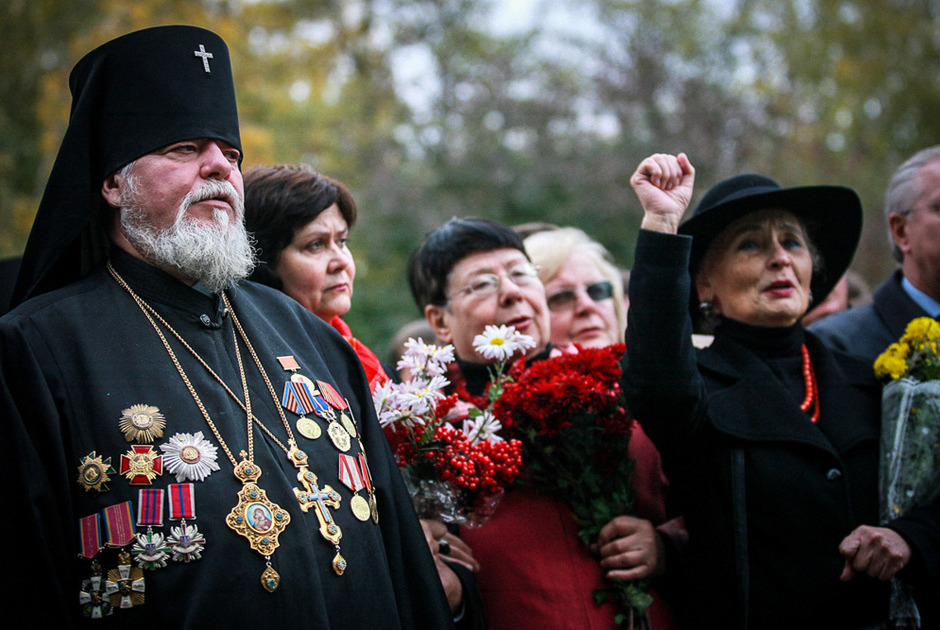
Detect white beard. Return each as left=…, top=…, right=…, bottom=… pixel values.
left=120, top=177, right=256, bottom=293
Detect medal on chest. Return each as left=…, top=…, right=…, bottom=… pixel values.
left=160, top=431, right=221, bottom=482
left=118, top=404, right=166, bottom=443
left=77, top=451, right=115, bottom=494
left=105, top=552, right=146, bottom=609
left=79, top=559, right=112, bottom=619
left=279, top=356, right=323, bottom=440
left=119, top=445, right=164, bottom=485
left=167, top=482, right=206, bottom=563
left=130, top=488, right=170, bottom=570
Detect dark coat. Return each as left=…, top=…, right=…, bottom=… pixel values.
left=623, top=230, right=894, bottom=629
left=809, top=270, right=930, bottom=362
left=0, top=249, right=455, bottom=629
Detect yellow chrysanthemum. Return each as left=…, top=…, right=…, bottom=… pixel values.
left=903, top=317, right=940, bottom=342
left=874, top=342, right=911, bottom=380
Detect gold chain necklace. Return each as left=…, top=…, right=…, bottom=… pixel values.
left=107, top=262, right=348, bottom=590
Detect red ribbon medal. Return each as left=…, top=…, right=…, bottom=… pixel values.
left=317, top=380, right=348, bottom=410
left=79, top=513, right=103, bottom=559
left=168, top=483, right=196, bottom=520
left=338, top=454, right=365, bottom=492
left=166, top=483, right=206, bottom=563
left=136, top=489, right=164, bottom=527
left=102, top=501, right=136, bottom=548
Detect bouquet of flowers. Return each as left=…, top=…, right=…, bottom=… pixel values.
left=873, top=317, right=940, bottom=629
left=492, top=343, right=651, bottom=628
left=374, top=328, right=526, bottom=526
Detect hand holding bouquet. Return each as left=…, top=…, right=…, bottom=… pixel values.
left=374, top=328, right=528, bottom=525
left=874, top=317, right=940, bottom=628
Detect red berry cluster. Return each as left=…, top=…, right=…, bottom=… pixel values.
left=428, top=425, right=522, bottom=506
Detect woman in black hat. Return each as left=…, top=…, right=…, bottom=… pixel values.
left=621, top=153, right=937, bottom=629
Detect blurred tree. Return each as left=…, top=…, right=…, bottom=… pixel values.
left=726, top=0, right=940, bottom=279
left=3, top=0, right=937, bottom=355
left=0, top=0, right=101, bottom=256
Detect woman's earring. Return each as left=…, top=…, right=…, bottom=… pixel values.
left=699, top=299, right=715, bottom=318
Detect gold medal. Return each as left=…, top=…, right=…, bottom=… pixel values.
left=118, top=404, right=166, bottom=443
left=296, top=416, right=322, bottom=440
left=327, top=421, right=351, bottom=452
left=119, top=445, right=164, bottom=485
left=349, top=494, right=371, bottom=522
left=340, top=410, right=357, bottom=438
left=369, top=491, right=379, bottom=523
left=77, top=452, right=116, bottom=494
left=291, top=372, right=318, bottom=391
left=105, top=552, right=145, bottom=609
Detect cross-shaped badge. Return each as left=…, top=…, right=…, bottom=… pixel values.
left=294, top=467, right=343, bottom=545
left=194, top=44, right=213, bottom=73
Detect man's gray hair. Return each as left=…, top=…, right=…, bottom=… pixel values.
left=885, top=145, right=940, bottom=262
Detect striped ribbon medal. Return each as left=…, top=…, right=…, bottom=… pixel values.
left=338, top=454, right=371, bottom=521
left=131, top=488, right=169, bottom=570
left=167, top=482, right=206, bottom=563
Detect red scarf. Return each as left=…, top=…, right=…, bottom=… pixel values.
left=329, top=317, right=390, bottom=393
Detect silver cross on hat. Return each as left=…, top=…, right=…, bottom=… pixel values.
left=194, top=44, right=213, bottom=73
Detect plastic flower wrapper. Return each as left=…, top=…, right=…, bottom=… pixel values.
left=874, top=317, right=940, bottom=628
left=375, top=336, right=523, bottom=525
left=493, top=343, right=651, bottom=628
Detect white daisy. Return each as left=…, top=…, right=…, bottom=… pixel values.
left=160, top=432, right=220, bottom=482
left=398, top=375, right=449, bottom=416
left=463, top=410, right=504, bottom=444
left=398, top=338, right=456, bottom=378
left=473, top=325, right=536, bottom=362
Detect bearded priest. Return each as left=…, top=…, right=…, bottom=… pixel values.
left=0, top=26, right=453, bottom=629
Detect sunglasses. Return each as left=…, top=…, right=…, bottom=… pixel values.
left=546, top=280, right=614, bottom=312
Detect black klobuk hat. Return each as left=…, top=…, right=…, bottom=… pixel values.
left=678, top=173, right=862, bottom=307
left=11, top=25, right=242, bottom=308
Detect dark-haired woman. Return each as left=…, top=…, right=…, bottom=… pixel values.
left=243, top=164, right=389, bottom=390
left=623, top=153, right=940, bottom=629
left=244, top=165, right=484, bottom=627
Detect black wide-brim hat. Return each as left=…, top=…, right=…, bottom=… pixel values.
left=678, top=173, right=862, bottom=306
left=11, top=25, right=242, bottom=308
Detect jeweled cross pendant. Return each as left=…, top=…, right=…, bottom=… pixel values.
left=294, top=467, right=342, bottom=545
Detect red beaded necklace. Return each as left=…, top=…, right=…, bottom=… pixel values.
left=799, top=344, right=820, bottom=423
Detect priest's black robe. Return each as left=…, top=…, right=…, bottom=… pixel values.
left=0, top=248, right=454, bottom=629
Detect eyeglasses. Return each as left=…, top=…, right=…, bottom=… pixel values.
left=447, top=262, right=540, bottom=301
left=546, top=281, right=614, bottom=312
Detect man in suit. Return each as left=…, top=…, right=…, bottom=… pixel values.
left=811, top=146, right=940, bottom=360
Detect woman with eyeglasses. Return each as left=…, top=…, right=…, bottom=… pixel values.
left=523, top=227, right=625, bottom=348
left=524, top=226, right=680, bottom=629
left=409, top=217, right=678, bottom=630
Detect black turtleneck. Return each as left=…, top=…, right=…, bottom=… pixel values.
left=715, top=317, right=809, bottom=413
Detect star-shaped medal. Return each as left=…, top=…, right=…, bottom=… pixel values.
left=168, top=522, right=206, bottom=562
left=160, top=432, right=220, bottom=482
left=118, top=404, right=166, bottom=443
left=131, top=530, right=171, bottom=570
left=77, top=452, right=116, bottom=494
left=105, top=553, right=145, bottom=609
